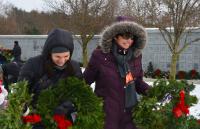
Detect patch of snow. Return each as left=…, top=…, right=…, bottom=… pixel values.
left=189, top=84, right=200, bottom=119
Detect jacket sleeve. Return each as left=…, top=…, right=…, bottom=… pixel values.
left=18, top=58, right=35, bottom=85
left=83, top=50, right=99, bottom=85
left=135, top=55, right=150, bottom=95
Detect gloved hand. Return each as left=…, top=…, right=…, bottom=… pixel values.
left=54, top=100, right=77, bottom=124
left=144, top=86, right=152, bottom=96
left=32, top=123, right=45, bottom=129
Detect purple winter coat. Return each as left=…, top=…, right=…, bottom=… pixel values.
left=84, top=21, right=150, bottom=129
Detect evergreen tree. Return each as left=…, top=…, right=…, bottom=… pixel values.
left=146, top=62, right=154, bottom=78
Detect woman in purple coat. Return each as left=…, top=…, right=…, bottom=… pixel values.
left=84, top=21, right=150, bottom=129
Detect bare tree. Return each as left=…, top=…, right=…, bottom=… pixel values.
left=118, top=1, right=139, bottom=17
left=0, top=1, right=17, bottom=34
left=44, top=0, right=117, bottom=67
left=152, top=0, right=200, bottom=80
left=124, top=0, right=200, bottom=80
left=0, top=0, right=6, bottom=16
left=118, top=0, right=153, bottom=26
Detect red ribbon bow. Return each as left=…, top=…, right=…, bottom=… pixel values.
left=22, top=114, right=41, bottom=124
left=53, top=114, right=72, bottom=129
left=172, top=90, right=189, bottom=118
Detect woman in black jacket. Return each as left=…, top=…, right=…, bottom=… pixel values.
left=18, top=28, right=82, bottom=128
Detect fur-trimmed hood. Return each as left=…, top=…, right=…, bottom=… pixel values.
left=99, top=21, right=147, bottom=57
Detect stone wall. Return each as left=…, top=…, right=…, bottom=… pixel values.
left=0, top=28, right=199, bottom=72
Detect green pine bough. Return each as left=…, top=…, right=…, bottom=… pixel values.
left=133, top=79, right=199, bottom=129
left=0, top=81, right=32, bottom=129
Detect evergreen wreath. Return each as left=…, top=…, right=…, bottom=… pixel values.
left=133, top=79, right=199, bottom=129
left=35, top=77, right=104, bottom=129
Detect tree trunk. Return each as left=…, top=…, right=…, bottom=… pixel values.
left=80, top=35, right=88, bottom=67
left=169, top=53, right=179, bottom=80
left=82, top=41, right=88, bottom=67
left=81, top=34, right=94, bottom=67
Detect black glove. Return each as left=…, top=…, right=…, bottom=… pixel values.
left=54, top=100, right=77, bottom=124
left=32, top=123, right=45, bottom=129
left=144, top=86, right=153, bottom=96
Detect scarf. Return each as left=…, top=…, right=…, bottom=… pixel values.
left=112, top=42, right=138, bottom=108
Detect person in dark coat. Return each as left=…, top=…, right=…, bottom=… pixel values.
left=1, top=61, right=23, bottom=91
left=12, top=41, right=22, bottom=62
left=18, top=28, right=82, bottom=129
left=84, top=21, right=150, bottom=129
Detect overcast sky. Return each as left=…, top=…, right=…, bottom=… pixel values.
left=6, top=0, right=47, bottom=12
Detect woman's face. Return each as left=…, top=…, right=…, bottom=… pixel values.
left=51, top=52, right=70, bottom=66
left=115, top=35, right=134, bottom=49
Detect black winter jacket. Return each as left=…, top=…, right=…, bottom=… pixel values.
left=18, top=28, right=82, bottom=93
left=12, top=44, right=21, bottom=60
